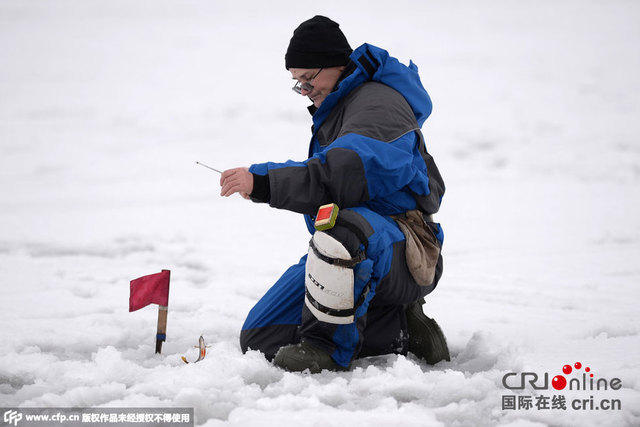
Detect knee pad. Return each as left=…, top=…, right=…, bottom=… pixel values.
left=305, top=231, right=366, bottom=325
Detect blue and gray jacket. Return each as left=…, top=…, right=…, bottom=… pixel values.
left=249, top=44, right=445, bottom=240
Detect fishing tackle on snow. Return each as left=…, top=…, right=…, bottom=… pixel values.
left=181, top=336, right=208, bottom=364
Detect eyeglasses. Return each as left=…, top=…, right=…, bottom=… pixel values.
left=292, top=68, right=323, bottom=94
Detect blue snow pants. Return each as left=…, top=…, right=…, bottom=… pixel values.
left=239, top=207, right=443, bottom=368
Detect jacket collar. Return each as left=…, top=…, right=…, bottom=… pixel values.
left=311, top=43, right=432, bottom=130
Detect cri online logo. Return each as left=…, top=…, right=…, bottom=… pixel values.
left=553, top=362, right=591, bottom=390
left=503, top=361, right=622, bottom=391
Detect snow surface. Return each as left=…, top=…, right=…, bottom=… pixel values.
left=1, top=0, right=639, bottom=426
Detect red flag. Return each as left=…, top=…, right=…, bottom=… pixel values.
left=129, top=270, right=170, bottom=312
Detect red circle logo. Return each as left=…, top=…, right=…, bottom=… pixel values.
left=552, top=375, right=567, bottom=390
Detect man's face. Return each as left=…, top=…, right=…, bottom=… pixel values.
left=290, top=66, right=344, bottom=108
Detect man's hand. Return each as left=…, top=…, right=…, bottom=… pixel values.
left=220, top=167, right=253, bottom=199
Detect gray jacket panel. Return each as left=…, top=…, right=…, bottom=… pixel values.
left=316, top=82, right=419, bottom=147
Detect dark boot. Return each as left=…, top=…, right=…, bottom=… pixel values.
left=273, top=340, right=350, bottom=374
left=406, top=298, right=450, bottom=364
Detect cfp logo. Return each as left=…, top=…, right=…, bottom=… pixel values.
left=3, top=410, right=22, bottom=426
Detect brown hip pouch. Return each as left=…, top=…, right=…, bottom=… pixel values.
left=392, top=210, right=441, bottom=286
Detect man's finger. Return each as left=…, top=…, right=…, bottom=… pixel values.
left=221, top=180, right=239, bottom=197
left=220, top=169, right=237, bottom=186
left=220, top=167, right=252, bottom=198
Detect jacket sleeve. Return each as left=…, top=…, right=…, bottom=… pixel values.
left=249, top=131, right=430, bottom=215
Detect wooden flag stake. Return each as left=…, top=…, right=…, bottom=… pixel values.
left=155, top=305, right=168, bottom=354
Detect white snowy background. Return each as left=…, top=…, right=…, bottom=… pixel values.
left=1, top=0, right=639, bottom=426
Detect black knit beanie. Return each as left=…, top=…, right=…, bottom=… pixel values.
left=285, top=16, right=352, bottom=70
